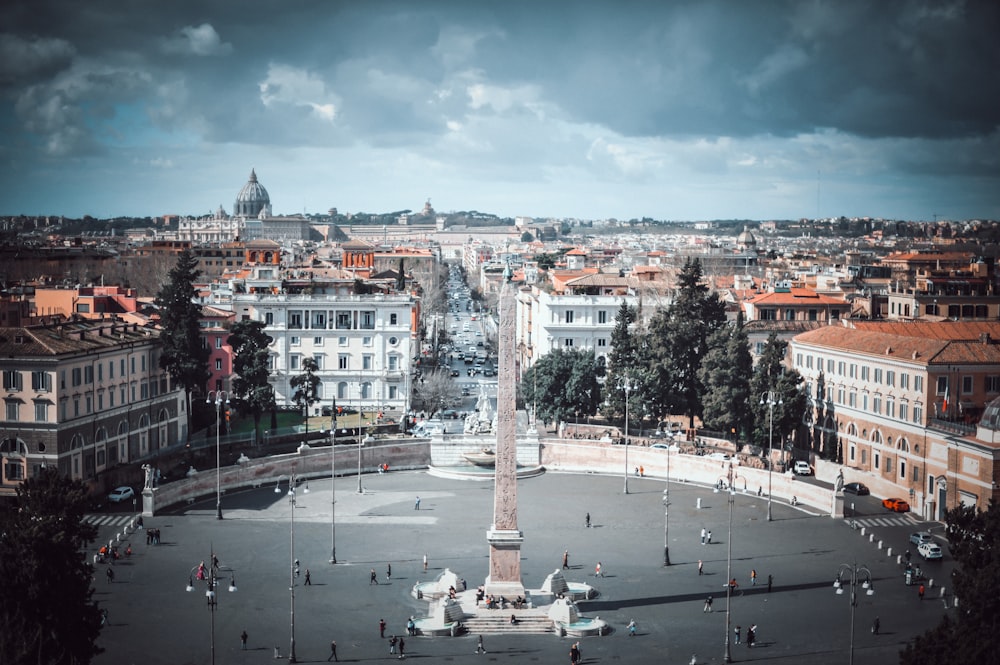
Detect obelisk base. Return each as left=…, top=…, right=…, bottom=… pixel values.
left=484, top=528, right=525, bottom=597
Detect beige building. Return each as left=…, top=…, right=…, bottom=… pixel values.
left=791, top=321, right=1000, bottom=519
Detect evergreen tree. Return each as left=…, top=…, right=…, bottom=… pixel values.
left=228, top=319, right=276, bottom=442
left=900, top=501, right=1000, bottom=665
left=156, top=249, right=210, bottom=435
left=699, top=313, right=753, bottom=440
left=290, top=357, right=321, bottom=443
left=642, top=258, right=727, bottom=427
left=521, top=349, right=604, bottom=427
left=749, top=333, right=808, bottom=456
left=602, top=300, right=638, bottom=419
left=0, top=468, right=103, bottom=665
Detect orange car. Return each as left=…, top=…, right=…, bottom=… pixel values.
left=882, top=497, right=910, bottom=513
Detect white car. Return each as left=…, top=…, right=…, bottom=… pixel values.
left=917, top=542, right=943, bottom=560
left=107, top=486, right=135, bottom=503
left=793, top=461, right=812, bottom=475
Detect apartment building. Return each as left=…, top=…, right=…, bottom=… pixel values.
left=791, top=322, right=1000, bottom=518
left=0, top=319, right=187, bottom=495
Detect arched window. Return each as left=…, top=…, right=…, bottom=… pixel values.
left=897, top=437, right=909, bottom=453
left=337, top=382, right=348, bottom=399
left=870, top=430, right=882, bottom=444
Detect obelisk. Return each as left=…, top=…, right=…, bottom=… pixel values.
left=484, top=263, right=525, bottom=597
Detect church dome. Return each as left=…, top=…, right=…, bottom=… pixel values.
left=234, top=169, right=270, bottom=218
left=737, top=225, right=757, bottom=248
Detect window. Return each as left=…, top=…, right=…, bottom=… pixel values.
left=97, top=364, right=103, bottom=382
left=336, top=312, right=352, bottom=329
left=86, top=395, right=93, bottom=413
left=389, top=313, right=398, bottom=325
left=900, top=373, right=909, bottom=389
left=837, top=386, right=845, bottom=404
left=216, top=336, right=223, bottom=349
left=913, top=405, right=923, bottom=423
left=289, top=312, right=303, bottom=329
left=565, top=311, right=574, bottom=323
left=387, top=356, right=398, bottom=371
left=85, top=366, right=94, bottom=384
left=338, top=355, right=349, bottom=370
left=35, top=402, right=48, bottom=422
left=291, top=336, right=301, bottom=346
left=900, top=460, right=906, bottom=479
left=363, top=355, right=373, bottom=370
left=71, top=368, right=82, bottom=387
left=314, top=336, right=323, bottom=347
left=962, top=375, right=973, bottom=394
left=987, top=375, right=1000, bottom=393
left=806, top=356, right=813, bottom=369
left=360, top=382, right=371, bottom=399
left=872, top=395, right=881, bottom=414
left=849, top=445, right=856, bottom=462
left=849, top=364, right=857, bottom=379
left=899, top=402, right=908, bottom=421
left=936, top=376, right=948, bottom=395
left=98, top=393, right=103, bottom=411
left=338, top=336, right=348, bottom=346
left=3, top=371, right=22, bottom=391
left=862, top=393, right=869, bottom=411
left=914, top=375, right=923, bottom=392
left=563, top=338, right=574, bottom=347
left=360, top=311, right=375, bottom=329
left=109, top=391, right=114, bottom=408
left=313, top=354, right=324, bottom=370
left=215, top=359, right=223, bottom=371
left=312, top=312, right=326, bottom=329
left=290, top=355, right=301, bottom=370
left=796, top=353, right=803, bottom=367
left=874, top=368, right=882, bottom=384
left=886, top=398, right=895, bottom=418
left=73, top=398, right=80, bottom=417
left=31, top=371, right=51, bottom=392
left=874, top=452, right=881, bottom=470
left=848, top=390, right=857, bottom=407
left=861, top=366, right=870, bottom=381
left=337, top=382, right=348, bottom=399
left=388, top=336, right=398, bottom=346
left=265, top=312, right=274, bottom=325
left=388, top=385, right=398, bottom=399
left=363, top=336, right=373, bottom=347
left=827, top=359, right=834, bottom=373
left=838, top=361, right=845, bottom=376
left=5, top=401, right=19, bottom=421
left=598, top=311, right=608, bottom=324
left=886, top=370, right=895, bottom=387
left=131, top=357, right=135, bottom=374
left=597, top=338, right=607, bottom=347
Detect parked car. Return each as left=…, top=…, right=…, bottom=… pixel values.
left=650, top=443, right=679, bottom=451
left=882, top=497, right=910, bottom=512
left=107, top=486, right=135, bottom=503
left=842, top=482, right=870, bottom=495
left=450, top=369, right=460, bottom=377
left=792, top=461, right=812, bottom=475
left=441, top=409, right=460, bottom=419
left=917, top=542, right=943, bottom=560
left=909, top=532, right=933, bottom=546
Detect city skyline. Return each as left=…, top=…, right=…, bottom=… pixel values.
left=1, top=1, right=998, bottom=222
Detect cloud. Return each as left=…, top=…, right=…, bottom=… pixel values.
left=0, top=33, right=75, bottom=86
left=162, top=23, right=232, bottom=57
left=259, top=63, right=339, bottom=123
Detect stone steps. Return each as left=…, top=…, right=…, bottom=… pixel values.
left=461, top=613, right=555, bottom=636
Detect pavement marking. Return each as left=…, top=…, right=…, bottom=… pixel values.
left=84, top=514, right=134, bottom=527
left=849, top=515, right=918, bottom=528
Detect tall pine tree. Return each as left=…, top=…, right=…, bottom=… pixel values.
left=602, top=299, right=638, bottom=420
left=699, top=312, right=753, bottom=440
left=156, top=249, right=210, bottom=439
left=228, top=319, right=276, bottom=443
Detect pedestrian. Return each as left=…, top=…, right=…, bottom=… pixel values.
left=707, top=530, right=713, bottom=544
left=872, top=617, right=880, bottom=635
left=918, top=583, right=925, bottom=600
left=304, top=569, right=311, bottom=585
left=106, top=567, right=114, bottom=584
left=595, top=561, right=603, bottom=577
left=751, top=569, right=757, bottom=585
left=703, top=595, right=713, bottom=612
left=627, top=618, right=636, bottom=636
left=423, top=554, right=428, bottom=572
left=407, top=617, right=416, bottom=635
left=570, top=642, right=581, bottom=665
left=398, top=636, right=405, bottom=659
left=379, top=618, right=386, bottom=638
left=905, top=549, right=912, bottom=563
left=389, top=635, right=397, bottom=655
left=101, top=608, right=109, bottom=627
left=767, top=574, right=773, bottom=593
left=387, top=563, right=392, bottom=580
left=701, top=527, right=706, bottom=545
left=563, top=550, right=569, bottom=569
left=747, top=624, right=756, bottom=648
left=414, top=496, right=421, bottom=510
left=328, top=640, right=338, bottom=662
left=241, top=630, right=248, bottom=650
left=734, top=625, right=741, bottom=645
left=698, top=559, right=704, bottom=575
left=585, top=512, right=591, bottom=528
left=476, top=634, right=486, bottom=654
left=370, top=568, right=379, bottom=585
left=639, top=465, right=644, bottom=477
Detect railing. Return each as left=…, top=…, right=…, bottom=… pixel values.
left=928, top=418, right=976, bottom=436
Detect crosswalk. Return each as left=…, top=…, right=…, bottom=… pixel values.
left=846, top=514, right=918, bottom=529
left=84, top=514, right=137, bottom=528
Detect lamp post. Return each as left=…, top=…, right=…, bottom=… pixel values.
left=663, top=444, right=672, bottom=566
left=834, top=563, right=875, bottom=665
left=277, top=475, right=308, bottom=662
left=206, top=391, right=230, bottom=520
left=622, top=377, right=632, bottom=495
left=716, top=463, right=747, bottom=664
left=186, top=550, right=237, bottom=665
left=761, top=390, right=781, bottom=522
left=329, top=400, right=337, bottom=564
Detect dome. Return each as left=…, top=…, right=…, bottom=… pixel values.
left=737, top=225, right=757, bottom=247
left=234, top=169, right=270, bottom=218
left=981, top=395, right=1000, bottom=431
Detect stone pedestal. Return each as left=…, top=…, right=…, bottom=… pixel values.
left=484, top=528, right=525, bottom=597
left=141, top=488, right=156, bottom=517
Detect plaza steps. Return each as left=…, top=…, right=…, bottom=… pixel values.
left=460, top=609, right=555, bottom=636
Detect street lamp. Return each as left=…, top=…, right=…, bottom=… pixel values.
left=663, top=444, right=672, bottom=566
left=834, top=563, right=875, bottom=665
left=206, top=391, right=230, bottom=520
left=716, top=463, right=748, bottom=664
left=621, top=377, right=633, bottom=495
left=185, top=550, right=237, bottom=665
left=277, top=475, right=308, bottom=662
left=329, top=400, right=337, bottom=564
left=761, top=390, right=782, bottom=522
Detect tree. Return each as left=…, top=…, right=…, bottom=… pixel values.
left=699, top=313, right=753, bottom=440
left=900, top=500, right=1000, bottom=665
left=412, top=369, right=462, bottom=418
left=0, top=468, right=103, bottom=664
left=290, top=357, right=321, bottom=444
left=602, top=300, right=638, bottom=420
left=749, top=333, right=808, bottom=454
left=228, top=319, right=276, bottom=443
left=156, top=249, right=211, bottom=437
left=520, top=231, right=534, bottom=242
left=521, top=349, right=604, bottom=427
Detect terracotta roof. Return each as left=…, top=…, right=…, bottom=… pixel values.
left=851, top=320, right=1000, bottom=341
left=565, top=247, right=587, bottom=256
left=0, top=321, right=159, bottom=357
left=793, top=326, right=948, bottom=364
left=746, top=289, right=848, bottom=306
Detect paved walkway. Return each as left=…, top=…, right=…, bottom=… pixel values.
left=90, top=470, right=954, bottom=665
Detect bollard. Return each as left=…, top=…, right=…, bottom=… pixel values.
left=274, top=646, right=281, bottom=659
left=697, top=498, right=702, bottom=509
left=886, top=547, right=892, bottom=557
left=869, top=534, right=875, bottom=543
left=877, top=539, right=883, bottom=550
left=953, top=596, right=958, bottom=608
left=860, top=527, right=866, bottom=537
left=896, top=554, right=902, bottom=565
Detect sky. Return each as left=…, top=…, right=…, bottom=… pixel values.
left=1, top=0, right=998, bottom=222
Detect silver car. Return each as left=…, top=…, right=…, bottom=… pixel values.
left=917, top=542, right=943, bottom=560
